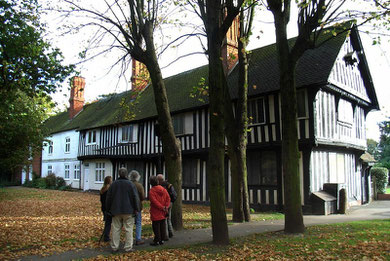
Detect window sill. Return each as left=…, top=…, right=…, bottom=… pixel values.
left=248, top=122, right=266, bottom=127
left=175, top=133, right=193, bottom=138
left=119, top=141, right=138, bottom=144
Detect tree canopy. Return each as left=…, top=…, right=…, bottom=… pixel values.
left=0, top=0, right=74, bottom=181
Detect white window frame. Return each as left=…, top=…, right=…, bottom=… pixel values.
left=47, top=165, right=53, bottom=175
left=95, top=162, right=105, bottom=183
left=120, top=124, right=138, bottom=143
left=65, top=137, right=71, bottom=153
left=64, top=164, right=70, bottom=180
left=48, top=141, right=53, bottom=155
left=86, top=130, right=97, bottom=145
left=73, top=164, right=80, bottom=180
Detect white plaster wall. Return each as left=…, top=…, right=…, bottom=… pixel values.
left=82, top=159, right=113, bottom=191
left=41, top=129, right=82, bottom=189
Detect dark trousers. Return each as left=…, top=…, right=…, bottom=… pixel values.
left=103, top=212, right=112, bottom=241
left=152, top=219, right=167, bottom=243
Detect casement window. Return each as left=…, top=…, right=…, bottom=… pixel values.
left=172, top=113, right=193, bottom=135
left=73, top=164, right=80, bottom=180
left=95, top=162, right=105, bottom=182
left=48, top=141, right=53, bottom=155
left=296, top=89, right=308, bottom=118
left=182, top=158, right=198, bottom=187
left=173, top=115, right=184, bottom=135
left=87, top=130, right=97, bottom=144
left=64, top=164, right=70, bottom=180
left=65, top=137, right=71, bottom=153
left=120, top=124, right=138, bottom=143
left=337, top=99, right=353, bottom=125
left=248, top=97, right=265, bottom=125
left=47, top=165, right=53, bottom=175
left=247, top=150, right=277, bottom=186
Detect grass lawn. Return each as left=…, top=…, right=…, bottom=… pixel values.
left=0, top=187, right=282, bottom=260
left=386, top=186, right=390, bottom=194
left=82, top=220, right=390, bottom=260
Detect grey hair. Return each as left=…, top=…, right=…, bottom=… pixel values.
left=118, top=167, right=128, bottom=178
left=129, top=170, right=140, bottom=182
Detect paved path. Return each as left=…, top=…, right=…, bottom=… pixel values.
left=20, top=200, right=390, bottom=261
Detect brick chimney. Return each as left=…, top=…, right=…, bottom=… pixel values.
left=222, top=16, right=239, bottom=75
left=131, top=59, right=149, bottom=92
left=69, top=76, right=85, bottom=119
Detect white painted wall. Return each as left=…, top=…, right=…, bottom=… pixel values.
left=82, top=159, right=113, bottom=191
left=41, top=129, right=81, bottom=189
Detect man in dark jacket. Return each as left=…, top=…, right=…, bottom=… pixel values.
left=106, top=167, right=140, bottom=253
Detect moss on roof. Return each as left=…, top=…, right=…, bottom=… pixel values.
left=46, top=24, right=362, bottom=134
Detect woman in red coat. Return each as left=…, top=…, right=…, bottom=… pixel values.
left=148, top=175, right=171, bottom=246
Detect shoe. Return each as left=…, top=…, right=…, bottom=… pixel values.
left=135, top=240, right=145, bottom=245
left=125, top=248, right=135, bottom=253
left=169, top=232, right=173, bottom=238
left=159, top=241, right=164, bottom=245
left=111, top=249, right=119, bottom=254
left=150, top=241, right=159, bottom=246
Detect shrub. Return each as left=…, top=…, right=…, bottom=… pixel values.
left=58, top=184, right=72, bottom=191
left=56, top=177, right=66, bottom=189
left=34, top=178, right=47, bottom=189
left=23, top=180, right=34, bottom=188
left=45, top=174, right=57, bottom=189
left=371, top=167, right=389, bottom=194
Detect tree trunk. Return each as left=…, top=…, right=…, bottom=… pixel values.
left=273, top=15, right=305, bottom=234
left=206, top=8, right=229, bottom=244
left=142, top=22, right=183, bottom=230
left=237, top=37, right=251, bottom=222
left=224, top=28, right=250, bottom=222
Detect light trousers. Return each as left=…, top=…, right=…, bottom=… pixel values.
left=110, top=214, right=134, bottom=251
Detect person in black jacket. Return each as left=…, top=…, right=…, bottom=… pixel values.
left=100, top=176, right=112, bottom=242
left=106, top=168, right=140, bottom=253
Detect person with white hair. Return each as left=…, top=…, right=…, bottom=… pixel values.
left=129, top=170, right=145, bottom=245
left=106, top=167, right=140, bottom=253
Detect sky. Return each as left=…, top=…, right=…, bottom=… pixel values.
left=43, top=1, right=390, bottom=142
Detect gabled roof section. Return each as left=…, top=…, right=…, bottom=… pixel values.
left=350, top=25, right=379, bottom=110
left=228, top=23, right=352, bottom=97
left=46, top=23, right=379, bottom=133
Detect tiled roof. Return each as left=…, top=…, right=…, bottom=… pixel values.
left=46, top=23, right=374, bottom=134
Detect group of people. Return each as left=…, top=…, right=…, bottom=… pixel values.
left=99, top=168, right=177, bottom=253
